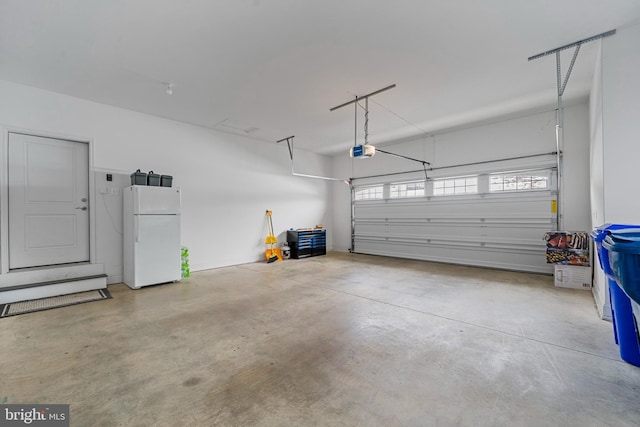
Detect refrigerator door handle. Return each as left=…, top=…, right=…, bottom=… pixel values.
left=135, top=215, right=140, bottom=243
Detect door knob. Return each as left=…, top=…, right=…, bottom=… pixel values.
left=76, top=206, right=88, bottom=211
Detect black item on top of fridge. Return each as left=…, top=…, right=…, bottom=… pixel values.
left=147, top=171, right=161, bottom=186
left=160, top=175, right=173, bottom=187
left=130, top=169, right=147, bottom=185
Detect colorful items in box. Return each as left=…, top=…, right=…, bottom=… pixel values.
left=544, top=231, right=590, bottom=266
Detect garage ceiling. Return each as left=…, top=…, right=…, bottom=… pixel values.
left=1, top=1, right=639, bottom=155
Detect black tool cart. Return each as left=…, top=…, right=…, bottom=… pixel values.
left=286, top=229, right=326, bottom=259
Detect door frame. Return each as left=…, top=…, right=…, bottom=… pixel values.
left=0, top=127, right=97, bottom=274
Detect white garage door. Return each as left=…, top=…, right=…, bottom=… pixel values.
left=352, top=168, right=557, bottom=273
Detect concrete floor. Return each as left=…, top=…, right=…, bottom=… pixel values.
left=2, top=252, right=640, bottom=426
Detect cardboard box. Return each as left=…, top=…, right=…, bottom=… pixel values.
left=554, top=265, right=592, bottom=290
left=544, top=231, right=590, bottom=266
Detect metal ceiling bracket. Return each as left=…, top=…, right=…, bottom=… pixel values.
left=277, top=135, right=295, bottom=166
left=527, top=30, right=615, bottom=62
left=276, top=136, right=349, bottom=183
left=329, top=84, right=396, bottom=112
left=331, top=84, right=396, bottom=148
left=528, top=29, right=615, bottom=231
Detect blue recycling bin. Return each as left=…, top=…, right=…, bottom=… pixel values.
left=604, top=229, right=640, bottom=305
left=591, top=225, right=640, bottom=366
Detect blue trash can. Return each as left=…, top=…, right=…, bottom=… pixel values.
left=592, top=225, right=640, bottom=366
left=604, top=229, right=640, bottom=305
left=603, top=228, right=640, bottom=365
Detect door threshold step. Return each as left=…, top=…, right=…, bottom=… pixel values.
left=0, top=263, right=105, bottom=288
left=0, top=275, right=108, bottom=305
left=0, top=274, right=108, bottom=293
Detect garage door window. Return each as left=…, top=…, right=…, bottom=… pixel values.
left=489, top=173, right=549, bottom=192
left=433, top=177, right=478, bottom=196
left=390, top=181, right=425, bottom=198
left=354, top=185, right=384, bottom=200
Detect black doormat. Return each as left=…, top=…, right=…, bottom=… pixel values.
left=0, top=289, right=112, bottom=318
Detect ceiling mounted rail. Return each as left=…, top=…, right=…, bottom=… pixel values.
left=375, top=149, right=430, bottom=166
left=351, top=151, right=558, bottom=181
left=276, top=136, right=349, bottom=184
left=375, top=148, right=431, bottom=180
left=330, top=83, right=431, bottom=177
left=527, top=30, right=616, bottom=61
left=329, top=84, right=396, bottom=112
left=528, top=29, right=616, bottom=231
left=331, top=84, right=396, bottom=152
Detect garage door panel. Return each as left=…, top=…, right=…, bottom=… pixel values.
left=356, top=196, right=554, bottom=217
left=355, top=239, right=550, bottom=273
left=353, top=189, right=556, bottom=273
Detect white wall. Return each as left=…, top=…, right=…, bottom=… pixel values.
left=0, top=80, right=332, bottom=282
left=331, top=103, right=592, bottom=257
left=589, top=23, right=640, bottom=317
left=589, top=43, right=609, bottom=319
left=602, top=24, right=640, bottom=223
left=561, top=104, right=592, bottom=232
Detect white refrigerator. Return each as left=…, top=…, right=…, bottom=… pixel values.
left=123, top=185, right=181, bottom=289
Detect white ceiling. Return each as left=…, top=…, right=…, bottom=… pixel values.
left=1, top=1, right=639, bottom=155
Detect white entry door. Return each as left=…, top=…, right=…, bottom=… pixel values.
left=8, top=133, right=90, bottom=269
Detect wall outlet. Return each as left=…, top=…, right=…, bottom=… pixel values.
left=109, top=187, right=120, bottom=196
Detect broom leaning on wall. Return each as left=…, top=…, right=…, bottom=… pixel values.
left=265, top=210, right=282, bottom=263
